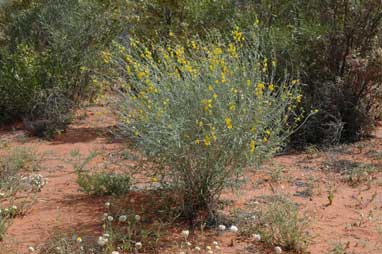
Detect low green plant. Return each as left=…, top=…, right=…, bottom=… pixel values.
left=327, top=242, right=349, bottom=254
left=113, top=31, right=310, bottom=220
left=238, top=196, right=311, bottom=253
left=0, top=147, right=39, bottom=194
left=77, top=172, right=131, bottom=196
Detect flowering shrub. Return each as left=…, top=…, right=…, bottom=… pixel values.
left=113, top=31, right=305, bottom=219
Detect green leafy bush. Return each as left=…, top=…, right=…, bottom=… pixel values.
left=77, top=172, right=131, bottom=196
left=113, top=31, right=306, bottom=220
left=0, top=0, right=120, bottom=135
left=251, top=0, right=382, bottom=145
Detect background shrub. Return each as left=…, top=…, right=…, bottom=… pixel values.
left=113, top=32, right=305, bottom=221
left=0, top=0, right=121, bottom=135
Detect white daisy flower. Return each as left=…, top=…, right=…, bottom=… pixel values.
left=119, top=215, right=127, bottom=222
left=229, top=225, right=238, bottom=232
left=218, top=224, right=226, bottom=231
left=274, top=246, right=282, bottom=253
left=181, top=230, right=190, bottom=238
left=253, top=233, right=261, bottom=241
left=107, top=216, right=114, bottom=222
left=135, top=242, right=142, bottom=249
left=97, top=236, right=108, bottom=246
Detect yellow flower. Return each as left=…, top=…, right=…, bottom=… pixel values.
left=296, top=95, right=302, bottom=103
left=195, top=139, right=201, bottom=144
left=265, top=130, right=271, bottom=136
left=250, top=140, right=255, bottom=153
left=101, top=50, right=112, bottom=64
left=208, top=85, right=214, bottom=91
left=227, top=43, right=238, bottom=58
left=213, top=47, right=223, bottom=56
left=263, top=137, right=268, bottom=143
left=232, top=28, right=245, bottom=42
left=213, top=93, right=218, bottom=99
left=151, top=177, right=159, bottom=183
left=225, top=117, right=233, bottom=129
left=268, top=84, right=274, bottom=91
left=229, top=102, right=236, bottom=111
left=204, top=135, right=211, bottom=146
left=247, top=79, right=251, bottom=87
left=291, top=79, right=299, bottom=85
left=169, top=31, right=174, bottom=37
left=191, top=40, right=198, bottom=49
left=137, top=71, right=146, bottom=80
left=202, top=99, right=213, bottom=111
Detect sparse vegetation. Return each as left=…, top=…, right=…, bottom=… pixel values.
left=237, top=196, right=311, bottom=253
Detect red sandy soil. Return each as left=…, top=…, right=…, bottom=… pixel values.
left=1, top=106, right=382, bottom=254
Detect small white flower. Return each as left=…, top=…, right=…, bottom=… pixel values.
left=111, top=252, right=120, bottom=254
left=251, top=215, right=257, bottom=221
left=253, top=233, right=261, bottom=241
left=103, top=233, right=110, bottom=238
left=230, top=225, right=238, bottom=232
left=274, top=246, right=282, bottom=254
left=119, top=215, right=127, bottom=222
left=105, top=202, right=111, bottom=208
left=195, top=246, right=201, bottom=251
left=97, top=236, right=108, bottom=246
left=135, top=242, right=142, bottom=249
left=28, top=246, right=35, bottom=252
left=135, top=214, right=141, bottom=221
left=218, top=224, right=226, bottom=231
left=107, top=216, right=114, bottom=222
left=186, top=241, right=192, bottom=246
left=213, top=241, right=218, bottom=246
left=11, top=205, right=17, bottom=210
left=181, top=230, right=190, bottom=238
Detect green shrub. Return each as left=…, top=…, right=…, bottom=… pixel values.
left=251, top=0, right=382, bottom=145
left=113, top=31, right=307, bottom=220
left=77, top=172, right=131, bottom=196
left=0, top=0, right=120, bottom=135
